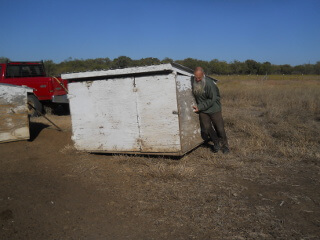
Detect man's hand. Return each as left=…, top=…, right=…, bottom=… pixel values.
left=192, top=105, right=199, bottom=113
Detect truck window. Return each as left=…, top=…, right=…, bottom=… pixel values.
left=6, top=65, right=21, bottom=78
left=6, top=64, right=45, bottom=78
left=21, top=65, right=45, bottom=77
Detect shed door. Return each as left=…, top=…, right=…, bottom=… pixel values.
left=135, top=74, right=181, bottom=152
left=69, top=77, right=141, bottom=152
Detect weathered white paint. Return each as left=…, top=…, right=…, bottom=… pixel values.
left=62, top=63, right=193, bottom=80
left=66, top=63, right=203, bottom=155
left=176, top=75, right=203, bottom=153
left=0, top=84, right=32, bottom=143
left=135, top=74, right=181, bottom=152
left=176, top=74, right=192, bottom=92
left=68, top=78, right=140, bottom=151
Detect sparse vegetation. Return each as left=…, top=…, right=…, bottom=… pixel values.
left=219, top=76, right=320, bottom=160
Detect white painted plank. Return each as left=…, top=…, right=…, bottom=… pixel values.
left=135, top=74, right=181, bottom=152
left=176, top=75, right=203, bottom=153
left=68, top=78, right=140, bottom=151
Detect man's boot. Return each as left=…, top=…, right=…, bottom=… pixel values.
left=211, top=141, right=220, bottom=153
left=221, top=145, right=230, bottom=154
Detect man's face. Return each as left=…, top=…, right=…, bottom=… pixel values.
left=194, top=70, right=204, bottom=82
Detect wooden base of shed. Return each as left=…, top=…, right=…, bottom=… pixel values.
left=84, top=141, right=203, bottom=156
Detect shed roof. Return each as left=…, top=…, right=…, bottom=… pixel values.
left=61, top=63, right=218, bottom=82
left=61, top=63, right=195, bottom=80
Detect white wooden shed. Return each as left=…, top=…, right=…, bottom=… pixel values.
left=0, top=84, right=32, bottom=143
left=62, top=63, right=205, bottom=156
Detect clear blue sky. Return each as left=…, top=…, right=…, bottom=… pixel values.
left=1, top=0, right=319, bottom=65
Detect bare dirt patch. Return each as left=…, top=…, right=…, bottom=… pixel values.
left=0, top=77, right=319, bottom=239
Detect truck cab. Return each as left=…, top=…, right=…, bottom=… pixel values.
left=0, top=61, right=68, bottom=116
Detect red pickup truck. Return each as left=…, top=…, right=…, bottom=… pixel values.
left=0, top=61, right=68, bottom=116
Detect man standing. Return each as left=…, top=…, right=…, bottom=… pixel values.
left=192, top=67, right=230, bottom=154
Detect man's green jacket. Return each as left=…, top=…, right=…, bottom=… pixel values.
left=192, top=76, right=222, bottom=114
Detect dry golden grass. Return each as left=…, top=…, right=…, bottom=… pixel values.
left=218, top=76, right=320, bottom=161
left=213, top=74, right=320, bottom=81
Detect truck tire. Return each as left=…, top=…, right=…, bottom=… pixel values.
left=27, top=95, right=43, bottom=117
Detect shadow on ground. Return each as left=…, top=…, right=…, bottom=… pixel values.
left=29, top=122, right=49, bottom=141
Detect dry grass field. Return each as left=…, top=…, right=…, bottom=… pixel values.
left=109, top=75, right=320, bottom=239
left=1, top=75, right=319, bottom=239
left=216, top=74, right=320, bottom=161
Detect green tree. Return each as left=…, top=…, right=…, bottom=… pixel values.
left=0, top=57, right=10, bottom=63
left=209, top=59, right=231, bottom=75
left=230, top=60, right=244, bottom=74
left=280, top=64, right=293, bottom=74
left=161, top=57, right=173, bottom=64
left=176, top=58, right=210, bottom=73
left=258, top=61, right=272, bottom=75
left=245, top=59, right=260, bottom=74
left=314, top=61, right=320, bottom=74
left=136, top=57, right=160, bottom=66
left=44, top=60, right=57, bottom=76
left=112, top=56, right=133, bottom=68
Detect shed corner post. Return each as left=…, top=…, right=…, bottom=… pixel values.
left=172, top=71, right=184, bottom=154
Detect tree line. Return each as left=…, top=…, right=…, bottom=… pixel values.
left=1, top=56, right=319, bottom=76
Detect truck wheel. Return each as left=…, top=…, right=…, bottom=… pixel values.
left=27, top=95, right=43, bottom=117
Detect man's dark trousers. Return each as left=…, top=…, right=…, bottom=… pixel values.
left=199, top=111, right=229, bottom=147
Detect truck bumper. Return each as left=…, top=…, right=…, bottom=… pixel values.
left=52, top=94, right=69, bottom=103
